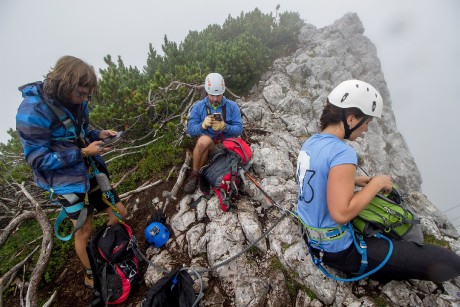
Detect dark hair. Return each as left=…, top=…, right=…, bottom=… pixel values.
left=319, top=100, right=366, bottom=131
left=43, top=55, right=97, bottom=101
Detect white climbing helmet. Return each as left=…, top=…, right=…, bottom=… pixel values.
left=328, top=80, right=383, bottom=118
left=204, top=73, right=225, bottom=95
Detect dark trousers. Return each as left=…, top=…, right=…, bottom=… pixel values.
left=314, top=236, right=460, bottom=282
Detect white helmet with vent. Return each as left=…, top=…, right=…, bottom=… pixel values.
left=328, top=80, right=383, bottom=118
left=204, top=73, right=225, bottom=95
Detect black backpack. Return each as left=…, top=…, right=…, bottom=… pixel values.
left=199, top=138, right=252, bottom=212
left=87, top=223, right=140, bottom=305
left=142, top=268, right=200, bottom=307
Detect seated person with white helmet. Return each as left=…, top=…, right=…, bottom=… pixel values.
left=184, top=73, right=243, bottom=194
left=297, top=79, right=460, bottom=282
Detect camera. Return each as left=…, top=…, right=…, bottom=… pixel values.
left=212, top=113, right=223, bottom=121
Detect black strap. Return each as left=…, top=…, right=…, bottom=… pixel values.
left=206, top=104, right=226, bottom=121
left=342, top=110, right=368, bottom=139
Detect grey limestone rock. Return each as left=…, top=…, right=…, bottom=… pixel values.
left=144, top=12, right=460, bottom=306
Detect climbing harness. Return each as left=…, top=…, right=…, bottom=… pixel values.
left=246, top=171, right=394, bottom=282
left=51, top=191, right=89, bottom=241
left=51, top=157, right=123, bottom=241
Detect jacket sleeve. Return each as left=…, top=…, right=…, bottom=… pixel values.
left=223, top=100, right=243, bottom=137
left=16, top=101, right=82, bottom=171
left=187, top=101, right=207, bottom=137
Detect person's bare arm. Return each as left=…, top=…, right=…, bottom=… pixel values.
left=327, top=164, right=392, bottom=224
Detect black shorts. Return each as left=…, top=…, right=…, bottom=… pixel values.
left=57, top=175, right=121, bottom=220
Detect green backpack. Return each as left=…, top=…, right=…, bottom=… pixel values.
left=352, top=188, right=424, bottom=244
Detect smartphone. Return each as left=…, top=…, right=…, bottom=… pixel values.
left=212, top=113, right=223, bottom=121
left=103, top=131, right=123, bottom=147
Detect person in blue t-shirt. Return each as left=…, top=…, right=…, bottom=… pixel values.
left=297, top=79, right=460, bottom=282
left=183, top=73, right=243, bottom=194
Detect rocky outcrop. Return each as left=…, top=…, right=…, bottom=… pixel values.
left=144, top=12, right=460, bottom=306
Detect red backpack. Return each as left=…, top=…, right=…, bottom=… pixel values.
left=199, top=138, right=252, bottom=211
left=87, top=223, right=140, bottom=305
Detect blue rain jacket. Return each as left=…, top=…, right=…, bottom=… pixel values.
left=187, top=96, right=243, bottom=139
left=16, top=81, right=105, bottom=195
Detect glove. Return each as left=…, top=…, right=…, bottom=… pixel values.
left=201, top=115, right=213, bottom=129
left=212, top=120, right=226, bottom=131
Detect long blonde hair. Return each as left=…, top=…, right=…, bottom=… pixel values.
left=43, top=55, right=97, bottom=101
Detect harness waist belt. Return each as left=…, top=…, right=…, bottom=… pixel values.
left=305, top=224, right=348, bottom=243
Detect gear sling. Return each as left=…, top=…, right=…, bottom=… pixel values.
left=43, top=100, right=122, bottom=241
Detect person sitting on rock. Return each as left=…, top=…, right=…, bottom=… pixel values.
left=183, top=73, right=243, bottom=194
left=296, top=79, right=460, bottom=282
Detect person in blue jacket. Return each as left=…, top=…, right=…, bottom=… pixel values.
left=16, top=55, right=127, bottom=288
left=184, top=73, right=243, bottom=194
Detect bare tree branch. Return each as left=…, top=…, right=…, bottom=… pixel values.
left=119, top=179, right=163, bottom=200
left=104, top=150, right=143, bottom=164
left=17, top=183, right=53, bottom=307
left=113, top=165, right=140, bottom=189
left=162, top=150, right=192, bottom=211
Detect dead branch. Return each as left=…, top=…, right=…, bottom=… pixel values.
left=0, top=211, right=36, bottom=248
left=165, top=165, right=179, bottom=181
left=119, top=179, right=163, bottom=200
left=104, top=150, right=143, bottom=164
left=108, top=135, right=165, bottom=154
left=41, top=290, right=57, bottom=307
left=162, top=150, right=192, bottom=211
left=0, top=245, right=39, bottom=307
left=161, top=81, right=203, bottom=93
left=113, top=165, right=140, bottom=189
left=226, top=88, right=241, bottom=100
left=19, top=183, right=53, bottom=307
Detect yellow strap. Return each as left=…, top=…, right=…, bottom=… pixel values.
left=102, top=193, right=124, bottom=224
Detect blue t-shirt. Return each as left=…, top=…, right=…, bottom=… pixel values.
left=296, top=133, right=357, bottom=252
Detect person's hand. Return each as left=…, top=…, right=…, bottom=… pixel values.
left=99, top=130, right=117, bottom=139
left=201, top=116, right=213, bottom=129
left=371, top=175, right=393, bottom=194
left=81, top=140, right=111, bottom=157
left=212, top=120, right=226, bottom=131
left=355, top=176, right=371, bottom=187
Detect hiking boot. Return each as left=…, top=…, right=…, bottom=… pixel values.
left=183, top=172, right=199, bottom=194
left=84, top=269, right=94, bottom=289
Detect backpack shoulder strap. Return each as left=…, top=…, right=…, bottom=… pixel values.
left=206, top=104, right=226, bottom=120
left=42, top=100, right=75, bottom=131
left=222, top=104, right=226, bottom=121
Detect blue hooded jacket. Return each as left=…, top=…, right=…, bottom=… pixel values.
left=16, top=81, right=105, bottom=195
left=187, top=96, right=243, bottom=139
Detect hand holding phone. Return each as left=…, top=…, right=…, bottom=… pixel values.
left=212, top=113, right=223, bottom=121
left=103, top=131, right=123, bottom=147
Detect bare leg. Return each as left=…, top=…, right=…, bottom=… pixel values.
left=73, top=216, right=93, bottom=269
left=192, top=135, right=216, bottom=171
left=106, top=201, right=128, bottom=225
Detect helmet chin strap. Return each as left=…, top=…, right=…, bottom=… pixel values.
left=341, top=110, right=368, bottom=139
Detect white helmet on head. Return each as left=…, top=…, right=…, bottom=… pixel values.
left=328, top=80, right=383, bottom=118
left=204, top=73, right=225, bottom=95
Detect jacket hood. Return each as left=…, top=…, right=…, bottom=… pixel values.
left=18, top=81, right=43, bottom=98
